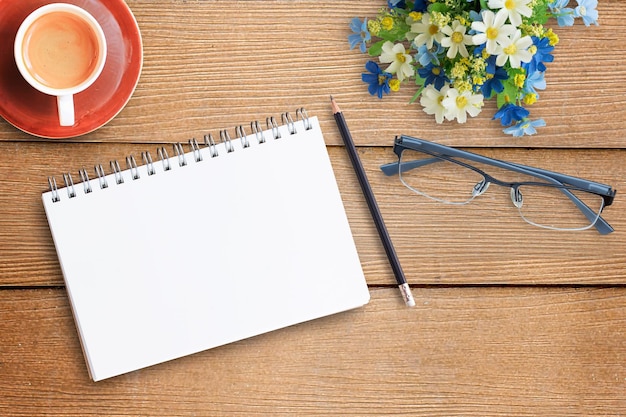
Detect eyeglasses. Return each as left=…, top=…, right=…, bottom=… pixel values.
left=380, top=135, right=617, bottom=234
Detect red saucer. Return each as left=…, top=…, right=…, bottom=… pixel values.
left=0, top=0, right=143, bottom=139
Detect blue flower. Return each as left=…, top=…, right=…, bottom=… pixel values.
left=415, top=43, right=443, bottom=66
left=523, top=36, right=555, bottom=74
left=362, top=61, right=392, bottom=99
left=548, top=0, right=575, bottom=26
left=418, top=63, right=450, bottom=90
left=411, top=0, right=428, bottom=12
left=481, top=67, right=509, bottom=98
left=523, top=71, right=546, bottom=97
left=575, top=0, right=599, bottom=26
left=387, top=0, right=405, bottom=8
left=480, top=55, right=508, bottom=98
left=349, top=17, right=370, bottom=53
left=503, top=119, right=547, bottom=137
left=493, top=104, right=530, bottom=126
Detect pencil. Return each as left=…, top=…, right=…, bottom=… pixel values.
left=330, top=96, right=415, bottom=308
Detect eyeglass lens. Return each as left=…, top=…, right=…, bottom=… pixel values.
left=398, top=149, right=605, bottom=231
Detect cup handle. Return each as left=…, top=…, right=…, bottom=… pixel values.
left=57, top=94, right=75, bottom=126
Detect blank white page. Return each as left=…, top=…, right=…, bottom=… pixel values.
left=42, top=115, right=370, bottom=381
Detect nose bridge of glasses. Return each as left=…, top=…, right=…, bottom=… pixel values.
left=510, top=186, right=523, bottom=208
left=472, top=179, right=490, bottom=197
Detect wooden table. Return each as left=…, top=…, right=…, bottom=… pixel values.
left=2, top=1, right=625, bottom=415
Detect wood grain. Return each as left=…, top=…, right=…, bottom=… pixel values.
left=1, top=287, right=625, bottom=416
left=0, top=141, right=623, bottom=287
left=1, top=1, right=625, bottom=415
left=0, top=1, right=623, bottom=147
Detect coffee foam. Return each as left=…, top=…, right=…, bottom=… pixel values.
left=22, top=11, right=100, bottom=90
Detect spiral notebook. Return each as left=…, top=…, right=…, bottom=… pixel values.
left=42, top=111, right=370, bottom=381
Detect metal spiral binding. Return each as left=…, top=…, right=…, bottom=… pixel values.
left=296, top=108, right=312, bottom=130
left=282, top=112, right=297, bottom=135
left=63, top=173, right=76, bottom=199
left=266, top=116, right=281, bottom=140
left=251, top=120, right=265, bottom=144
left=79, top=168, right=92, bottom=194
left=142, top=151, right=156, bottom=176
left=47, top=108, right=314, bottom=202
left=189, top=138, right=203, bottom=162
left=204, top=133, right=218, bottom=157
left=235, top=125, right=250, bottom=148
left=48, top=177, right=60, bottom=202
left=220, top=130, right=235, bottom=153
left=95, top=164, right=108, bottom=188
left=126, top=155, right=140, bottom=180
left=157, top=147, right=171, bottom=171
left=173, top=143, right=187, bottom=167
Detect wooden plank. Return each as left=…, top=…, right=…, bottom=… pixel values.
left=1, top=142, right=624, bottom=287
left=1, top=287, right=625, bottom=416
left=0, top=1, right=623, bottom=147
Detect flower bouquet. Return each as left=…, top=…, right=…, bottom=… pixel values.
left=348, top=0, right=598, bottom=136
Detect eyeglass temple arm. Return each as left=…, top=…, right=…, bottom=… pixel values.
left=381, top=137, right=615, bottom=234
left=386, top=136, right=615, bottom=197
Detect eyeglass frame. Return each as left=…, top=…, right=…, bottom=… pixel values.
left=380, top=135, right=616, bottom=234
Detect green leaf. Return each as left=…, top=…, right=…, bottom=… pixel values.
left=428, top=3, right=450, bottom=14
left=368, top=40, right=386, bottom=57
left=409, top=85, right=425, bottom=104
left=496, top=80, right=520, bottom=108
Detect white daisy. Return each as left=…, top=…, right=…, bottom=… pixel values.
left=496, top=30, right=533, bottom=68
left=379, top=41, right=415, bottom=82
left=441, top=88, right=484, bottom=124
left=488, top=0, right=533, bottom=27
left=471, top=9, right=516, bottom=55
left=410, top=13, right=445, bottom=49
left=440, top=20, right=474, bottom=59
left=420, top=84, right=450, bottom=124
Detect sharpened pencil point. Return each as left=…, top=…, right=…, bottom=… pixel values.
left=330, top=96, right=340, bottom=114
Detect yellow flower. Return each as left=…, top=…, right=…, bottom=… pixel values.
left=368, top=19, right=381, bottom=36
left=390, top=79, right=401, bottom=92
left=471, top=57, right=486, bottom=73
left=514, top=73, right=526, bottom=88
left=430, top=11, right=450, bottom=28
left=381, top=16, right=394, bottom=31
left=473, top=75, right=485, bottom=86
left=545, top=28, right=559, bottom=46
left=451, top=61, right=468, bottom=79
left=524, top=93, right=537, bottom=105
left=454, top=80, right=472, bottom=93
left=407, top=11, right=422, bottom=24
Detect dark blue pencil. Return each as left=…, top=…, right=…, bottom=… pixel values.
left=331, top=96, right=415, bottom=307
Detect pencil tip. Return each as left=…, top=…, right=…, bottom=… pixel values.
left=330, top=96, right=340, bottom=114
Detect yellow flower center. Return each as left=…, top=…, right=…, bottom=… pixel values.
left=429, top=24, right=439, bottom=35
left=396, top=53, right=407, bottom=63
left=523, top=93, right=537, bottom=105
left=456, top=96, right=468, bottom=108
left=504, top=44, right=517, bottom=55
left=452, top=32, right=464, bottom=44
left=486, top=27, right=499, bottom=40
left=381, top=16, right=394, bottom=31
left=432, top=67, right=441, bottom=75
left=378, top=75, right=387, bottom=86
left=505, top=0, right=515, bottom=10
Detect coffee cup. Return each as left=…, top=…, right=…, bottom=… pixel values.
left=14, top=3, right=107, bottom=127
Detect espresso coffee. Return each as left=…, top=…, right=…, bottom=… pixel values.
left=21, top=11, right=101, bottom=90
